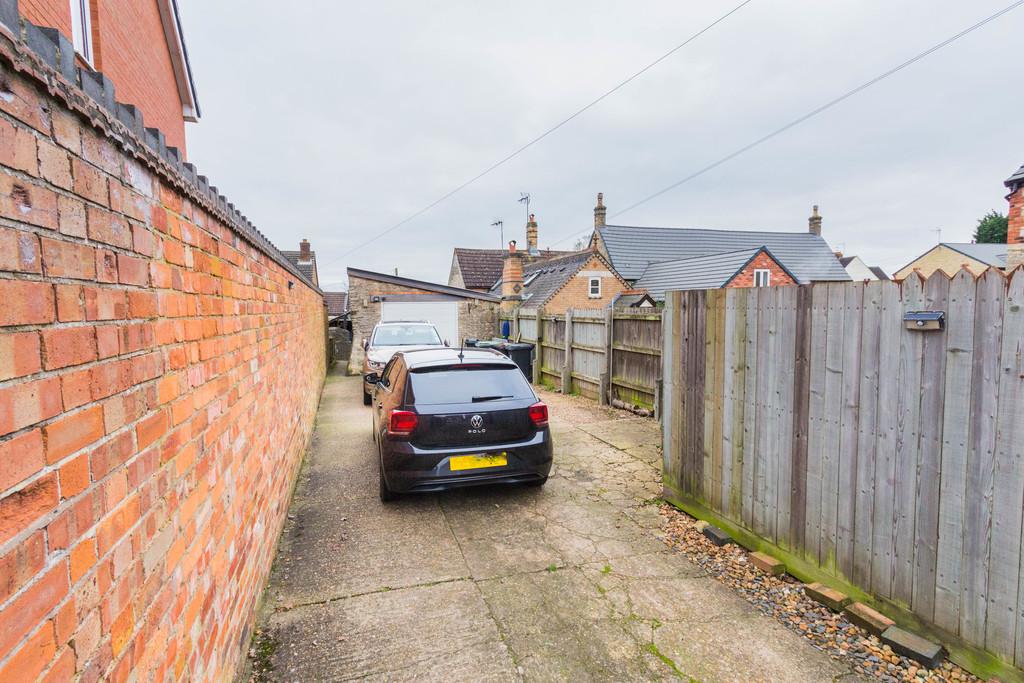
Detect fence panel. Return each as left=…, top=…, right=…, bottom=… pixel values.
left=499, top=308, right=663, bottom=409
left=661, top=271, right=1024, bottom=673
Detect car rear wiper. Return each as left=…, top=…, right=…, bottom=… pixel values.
left=471, top=395, right=512, bottom=402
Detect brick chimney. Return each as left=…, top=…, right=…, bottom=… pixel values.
left=299, top=238, right=311, bottom=261
left=808, top=205, right=822, bottom=236
left=1007, top=164, right=1024, bottom=269
left=501, top=240, right=523, bottom=311
left=526, top=213, right=539, bottom=253
left=594, top=193, right=606, bottom=229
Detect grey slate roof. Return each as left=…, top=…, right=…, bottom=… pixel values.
left=635, top=248, right=770, bottom=300
left=1006, top=163, right=1024, bottom=187
left=281, top=250, right=317, bottom=283
left=869, top=266, right=890, bottom=281
left=348, top=268, right=499, bottom=301
left=942, top=243, right=1007, bottom=268
left=454, top=247, right=575, bottom=290
left=598, top=225, right=850, bottom=284
left=489, top=251, right=598, bottom=306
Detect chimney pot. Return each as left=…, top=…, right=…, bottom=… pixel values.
left=808, top=205, right=822, bottom=236
left=594, top=193, right=607, bottom=229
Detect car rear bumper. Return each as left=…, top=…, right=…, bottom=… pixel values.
left=381, top=432, right=552, bottom=493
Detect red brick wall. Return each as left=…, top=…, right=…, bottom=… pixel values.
left=18, top=0, right=73, bottom=38
left=18, top=0, right=188, bottom=154
left=0, top=52, right=324, bottom=681
left=726, top=251, right=797, bottom=288
left=1009, top=186, right=1023, bottom=244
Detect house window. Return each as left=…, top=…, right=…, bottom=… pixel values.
left=70, top=0, right=94, bottom=64
left=754, top=269, right=771, bottom=287
left=588, top=277, right=601, bottom=298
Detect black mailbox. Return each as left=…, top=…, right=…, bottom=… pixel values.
left=904, top=311, right=944, bottom=331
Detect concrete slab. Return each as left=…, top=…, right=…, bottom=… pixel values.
left=243, top=373, right=856, bottom=682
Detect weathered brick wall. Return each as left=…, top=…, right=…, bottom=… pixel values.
left=726, top=251, right=796, bottom=288
left=0, top=31, right=324, bottom=683
left=347, top=275, right=499, bottom=374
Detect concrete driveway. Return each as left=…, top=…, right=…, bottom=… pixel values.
left=244, top=369, right=855, bottom=682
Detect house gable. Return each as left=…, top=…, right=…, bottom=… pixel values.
left=894, top=245, right=994, bottom=280
left=543, top=253, right=630, bottom=313
left=725, top=249, right=797, bottom=288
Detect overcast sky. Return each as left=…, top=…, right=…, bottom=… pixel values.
left=176, top=0, right=1021, bottom=291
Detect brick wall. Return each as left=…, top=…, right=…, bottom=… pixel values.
left=18, top=0, right=71, bottom=37
left=19, top=0, right=188, bottom=153
left=347, top=275, right=499, bottom=374
left=0, top=35, right=325, bottom=683
left=1009, top=185, right=1023, bottom=245
left=726, top=251, right=796, bottom=288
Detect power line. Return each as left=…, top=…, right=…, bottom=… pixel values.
left=318, top=0, right=755, bottom=269
left=546, top=0, right=1024, bottom=248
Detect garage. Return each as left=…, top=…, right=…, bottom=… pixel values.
left=346, top=268, right=501, bottom=374
left=380, top=301, right=459, bottom=346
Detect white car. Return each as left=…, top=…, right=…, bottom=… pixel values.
left=361, top=321, right=447, bottom=405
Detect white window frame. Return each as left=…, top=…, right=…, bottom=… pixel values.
left=70, top=0, right=94, bottom=65
left=754, top=269, right=771, bottom=287
left=588, top=277, right=602, bottom=298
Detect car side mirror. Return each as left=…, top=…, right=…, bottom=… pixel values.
left=444, top=339, right=450, bottom=347
left=364, top=372, right=380, bottom=385
left=362, top=337, right=369, bottom=350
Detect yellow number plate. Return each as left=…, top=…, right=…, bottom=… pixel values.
left=449, top=453, right=507, bottom=471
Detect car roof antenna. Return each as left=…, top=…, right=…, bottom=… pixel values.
left=458, top=339, right=465, bottom=363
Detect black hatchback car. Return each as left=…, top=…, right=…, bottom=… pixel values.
left=365, top=348, right=552, bottom=502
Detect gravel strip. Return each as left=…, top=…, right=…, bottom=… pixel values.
left=660, top=504, right=982, bottom=683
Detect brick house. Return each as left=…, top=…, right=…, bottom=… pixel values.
left=347, top=268, right=500, bottom=374
left=15, top=0, right=200, bottom=154
left=282, top=238, right=319, bottom=287
left=1007, top=162, right=1024, bottom=268
left=588, top=196, right=850, bottom=300
left=893, top=242, right=1007, bottom=280
left=489, top=241, right=630, bottom=314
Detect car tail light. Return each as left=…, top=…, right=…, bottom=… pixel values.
left=528, top=402, right=548, bottom=427
left=388, top=410, right=418, bottom=437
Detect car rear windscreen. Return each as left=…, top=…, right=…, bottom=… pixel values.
left=371, top=325, right=441, bottom=346
left=408, top=366, right=533, bottom=405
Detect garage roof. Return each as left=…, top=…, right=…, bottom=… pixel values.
left=347, top=268, right=500, bottom=301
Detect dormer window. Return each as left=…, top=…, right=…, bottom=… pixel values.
left=70, top=0, right=94, bottom=64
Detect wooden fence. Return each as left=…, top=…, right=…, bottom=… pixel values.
left=500, top=307, right=662, bottom=409
left=661, top=270, right=1024, bottom=673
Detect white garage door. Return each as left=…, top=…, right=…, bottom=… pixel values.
left=380, top=301, right=460, bottom=346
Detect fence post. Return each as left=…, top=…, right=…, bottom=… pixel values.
left=600, top=307, right=614, bottom=405
left=562, top=309, right=574, bottom=394
left=533, top=307, right=544, bottom=385
left=512, top=306, right=520, bottom=340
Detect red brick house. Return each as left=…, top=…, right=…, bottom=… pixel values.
left=16, top=0, right=199, bottom=154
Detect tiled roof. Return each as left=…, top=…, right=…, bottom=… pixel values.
left=347, top=268, right=499, bottom=301
left=941, top=243, right=1007, bottom=268
left=323, top=291, right=348, bottom=316
left=598, top=225, right=850, bottom=284
left=489, top=251, right=606, bottom=306
left=453, top=249, right=505, bottom=289
left=635, top=248, right=770, bottom=300
left=281, top=250, right=317, bottom=283
left=1006, top=163, right=1024, bottom=187
left=869, top=266, right=890, bottom=281
left=453, top=247, right=576, bottom=289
